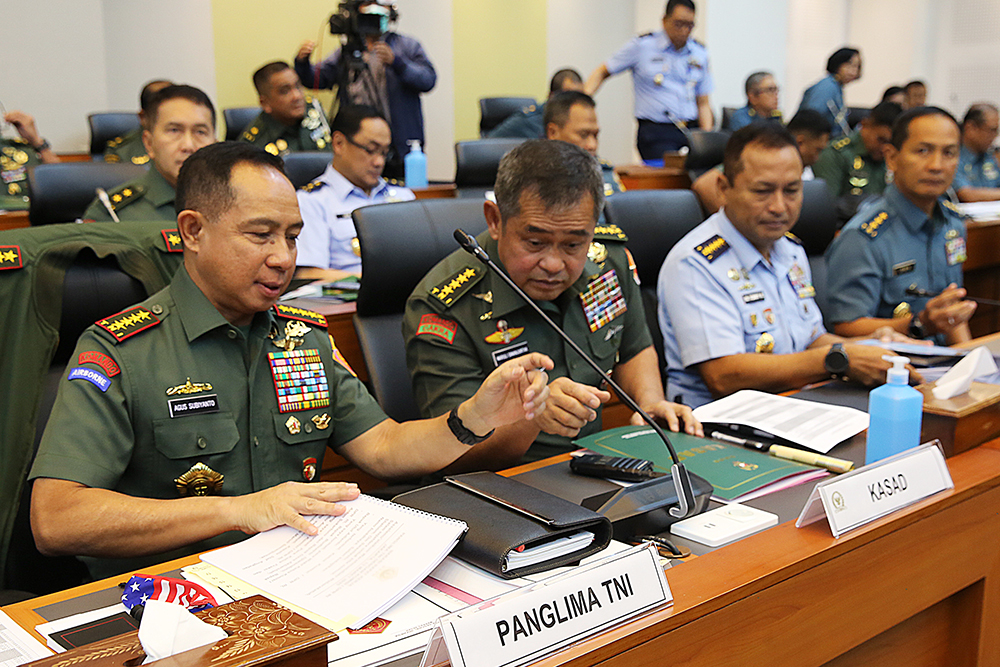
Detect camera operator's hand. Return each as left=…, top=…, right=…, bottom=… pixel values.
left=372, top=40, right=395, bottom=66
left=297, top=41, right=316, bottom=62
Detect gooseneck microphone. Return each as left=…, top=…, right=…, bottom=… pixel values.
left=454, top=229, right=697, bottom=518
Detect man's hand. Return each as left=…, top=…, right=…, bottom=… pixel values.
left=296, top=40, right=316, bottom=61
left=920, top=283, right=976, bottom=337
left=231, top=481, right=360, bottom=537
left=371, top=41, right=395, bottom=66
left=630, top=401, right=704, bottom=437
left=870, top=326, right=932, bottom=346
left=843, top=344, right=921, bottom=386
left=4, top=111, right=42, bottom=146
left=459, top=353, right=553, bottom=437
left=533, top=377, right=611, bottom=438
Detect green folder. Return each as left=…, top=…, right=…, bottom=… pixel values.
left=574, top=425, right=822, bottom=501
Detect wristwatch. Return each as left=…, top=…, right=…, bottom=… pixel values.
left=824, top=343, right=850, bottom=381
left=908, top=313, right=928, bottom=339
left=32, top=139, right=50, bottom=153
left=447, top=406, right=494, bottom=445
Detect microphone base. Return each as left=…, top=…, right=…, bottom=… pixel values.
left=580, top=472, right=714, bottom=541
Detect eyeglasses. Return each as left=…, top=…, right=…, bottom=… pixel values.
left=344, top=134, right=391, bottom=159
left=753, top=86, right=779, bottom=95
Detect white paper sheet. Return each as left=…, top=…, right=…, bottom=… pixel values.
left=0, top=610, right=52, bottom=667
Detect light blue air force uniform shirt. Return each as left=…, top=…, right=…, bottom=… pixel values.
left=296, top=163, right=415, bottom=272
left=953, top=145, right=1000, bottom=191
left=606, top=31, right=713, bottom=123
left=799, top=75, right=846, bottom=137
left=824, top=184, right=967, bottom=326
left=657, top=211, right=824, bottom=408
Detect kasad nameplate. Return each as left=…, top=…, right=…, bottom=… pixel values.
left=419, top=544, right=670, bottom=667
left=796, top=442, right=953, bottom=537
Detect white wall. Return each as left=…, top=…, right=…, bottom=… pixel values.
left=927, top=0, right=1000, bottom=118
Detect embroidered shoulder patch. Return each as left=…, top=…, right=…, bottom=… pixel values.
left=860, top=211, right=889, bottom=239
left=273, top=304, right=328, bottom=328
left=429, top=266, right=483, bottom=308
left=329, top=333, right=357, bottom=377
left=416, top=313, right=458, bottom=344
left=0, top=245, right=23, bottom=270
left=695, top=234, right=730, bottom=262
left=95, top=307, right=161, bottom=342
left=78, top=351, right=121, bottom=376
left=161, top=229, right=184, bottom=253
left=593, top=224, right=628, bottom=242
left=301, top=179, right=326, bottom=193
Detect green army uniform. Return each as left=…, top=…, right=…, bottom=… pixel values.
left=103, top=129, right=150, bottom=165
left=29, top=266, right=387, bottom=579
left=812, top=130, right=888, bottom=199
left=404, top=227, right=651, bottom=464
left=601, top=160, right=626, bottom=198
left=240, top=98, right=331, bottom=156
left=83, top=166, right=175, bottom=222
left=1, top=137, right=42, bottom=211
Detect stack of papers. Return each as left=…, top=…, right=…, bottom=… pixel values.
left=505, top=532, right=595, bottom=571
left=0, top=610, right=52, bottom=666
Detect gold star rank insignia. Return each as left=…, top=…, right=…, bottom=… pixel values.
left=273, top=304, right=328, bottom=327
left=96, top=307, right=161, bottom=342
left=161, top=229, right=184, bottom=252
left=0, top=245, right=23, bottom=271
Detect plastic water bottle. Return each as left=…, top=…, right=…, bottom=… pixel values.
left=865, top=355, right=923, bottom=465
left=404, top=140, right=427, bottom=189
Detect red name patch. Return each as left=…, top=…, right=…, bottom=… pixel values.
left=416, top=314, right=458, bottom=344
left=78, top=351, right=121, bottom=376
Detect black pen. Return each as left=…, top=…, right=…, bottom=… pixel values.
left=710, top=430, right=769, bottom=451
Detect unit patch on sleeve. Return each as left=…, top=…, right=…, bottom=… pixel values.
left=78, top=351, right=121, bottom=376
left=161, top=229, right=184, bottom=252
left=68, top=367, right=111, bottom=392
left=273, top=304, right=328, bottom=327
left=416, top=313, right=459, bottom=343
left=95, top=307, right=161, bottom=342
left=329, top=333, right=357, bottom=377
left=695, top=235, right=730, bottom=263
left=0, top=245, right=23, bottom=270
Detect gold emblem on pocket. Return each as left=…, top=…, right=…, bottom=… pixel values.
left=175, top=462, right=224, bottom=497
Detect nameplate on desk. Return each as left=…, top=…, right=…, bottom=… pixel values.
left=419, top=544, right=670, bottom=667
left=796, top=442, right=953, bottom=538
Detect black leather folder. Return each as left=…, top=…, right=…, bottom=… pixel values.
left=393, top=471, right=613, bottom=579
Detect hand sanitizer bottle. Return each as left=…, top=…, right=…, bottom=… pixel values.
left=865, top=355, right=923, bottom=465
left=404, top=140, right=427, bottom=189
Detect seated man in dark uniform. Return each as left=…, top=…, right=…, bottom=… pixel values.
left=241, top=61, right=331, bottom=156
left=84, top=84, right=216, bottom=222
left=104, top=79, right=172, bottom=165
left=543, top=91, right=624, bottom=197
left=30, top=142, right=552, bottom=580
left=404, top=140, right=700, bottom=471
left=729, top=71, right=783, bottom=131
left=1, top=110, right=59, bottom=211
left=487, top=68, right=584, bottom=139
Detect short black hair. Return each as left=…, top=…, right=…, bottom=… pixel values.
left=904, top=80, right=926, bottom=92
left=494, top=139, right=604, bottom=223
left=866, top=101, right=904, bottom=128
left=786, top=108, right=832, bottom=138
left=744, top=71, right=772, bottom=96
left=253, top=61, right=292, bottom=95
left=665, top=0, right=695, bottom=17
left=890, top=106, right=960, bottom=150
left=147, top=84, right=216, bottom=129
left=723, top=123, right=800, bottom=183
left=140, top=80, right=172, bottom=112
left=826, top=47, right=860, bottom=75
left=175, top=141, right=286, bottom=220
left=962, top=103, right=998, bottom=128
left=331, top=104, right=385, bottom=139
left=549, top=69, right=583, bottom=95
left=881, top=85, right=905, bottom=102
left=543, top=91, right=595, bottom=129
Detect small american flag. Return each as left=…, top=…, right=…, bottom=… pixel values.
left=120, top=574, right=219, bottom=612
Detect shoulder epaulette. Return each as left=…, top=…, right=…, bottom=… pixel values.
left=130, top=154, right=149, bottom=165
left=694, top=234, right=730, bottom=262
left=429, top=266, right=485, bottom=308
left=859, top=210, right=889, bottom=239
left=273, top=304, right=328, bottom=328
left=599, top=158, right=614, bottom=169
left=523, top=104, right=537, bottom=113
left=638, top=31, right=653, bottom=38
left=242, top=123, right=262, bottom=143
left=104, top=153, right=121, bottom=163
left=0, top=245, right=24, bottom=271
left=106, top=183, right=146, bottom=211
left=160, top=229, right=184, bottom=253
left=387, top=178, right=403, bottom=186
left=301, top=179, right=326, bottom=193
left=95, top=306, right=161, bottom=343
left=832, top=136, right=852, bottom=151
left=593, top=224, right=628, bottom=242
left=9, top=137, right=29, bottom=147
left=108, top=136, right=125, bottom=147
left=942, top=199, right=962, bottom=214
left=784, top=231, right=802, bottom=245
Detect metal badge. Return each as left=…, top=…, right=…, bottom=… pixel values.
left=286, top=415, right=302, bottom=434
left=166, top=378, right=213, bottom=395
left=755, top=332, right=774, bottom=354
left=312, top=413, right=331, bottom=430
left=302, top=457, right=317, bottom=481
left=588, top=242, right=608, bottom=264
left=270, top=320, right=312, bottom=352
left=893, top=302, right=912, bottom=319
left=727, top=268, right=740, bottom=281
left=175, top=462, right=224, bottom=497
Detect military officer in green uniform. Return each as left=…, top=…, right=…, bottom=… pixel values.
left=404, top=140, right=699, bottom=470
left=29, top=142, right=552, bottom=580
left=813, top=101, right=902, bottom=224
left=543, top=91, right=625, bottom=198
left=241, top=61, right=331, bottom=156
left=1, top=110, right=59, bottom=211
left=104, top=80, right=173, bottom=166
left=84, top=85, right=216, bottom=222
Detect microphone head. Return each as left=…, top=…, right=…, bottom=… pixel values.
left=453, top=228, right=474, bottom=251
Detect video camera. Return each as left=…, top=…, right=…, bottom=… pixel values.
left=329, top=0, right=398, bottom=40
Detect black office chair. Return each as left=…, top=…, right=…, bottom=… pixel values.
left=479, top=97, right=536, bottom=137
left=27, top=162, right=148, bottom=225
left=283, top=152, right=330, bottom=189
left=604, top=189, right=706, bottom=382
left=720, top=107, right=739, bottom=131
left=88, top=112, right=142, bottom=156
left=795, top=178, right=839, bottom=329
left=223, top=107, right=261, bottom=141
left=454, top=138, right=526, bottom=199
left=846, top=106, right=870, bottom=130
left=353, top=199, right=488, bottom=421
left=685, top=130, right=730, bottom=181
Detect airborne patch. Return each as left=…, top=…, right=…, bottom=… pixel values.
left=0, top=245, right=23, bottom=270
left=430, top=266, right=482, bottom=307
left=161, top=229, right=184, bottom=253
left=95, top=307, right=161, bottom=342
left=695, top=234, right=730, bottom=263
left=273, top=304, right=328, bottom=328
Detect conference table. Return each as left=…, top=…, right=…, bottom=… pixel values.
left=6, top=336, right=1000, bottom=666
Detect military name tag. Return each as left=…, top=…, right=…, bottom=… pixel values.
left=491, top=341, right=530, bottom=367
left=268, top=349, right=331, bottom=413
left=742, top=291, right=765, bottom=304
left=168, top=394, right=220, bottom=418
left=946, top=237, right=967, bottom=265
left=892, top=260, right=916, bottom=276
left=580, top=270, right=627, bottom=333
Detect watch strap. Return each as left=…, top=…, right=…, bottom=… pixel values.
left=447, top=406, right=494, bottom=445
